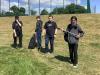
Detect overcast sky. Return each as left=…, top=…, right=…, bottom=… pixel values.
left=0, top=0, right=100, bottom=14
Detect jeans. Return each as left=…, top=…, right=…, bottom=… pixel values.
left=36, top=32, right=42, bottom=49
left=45, top=35, right=54, bottom=53
left=68, top=43, right=78, bottom=65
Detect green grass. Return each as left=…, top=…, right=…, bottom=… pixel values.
left=0, top=47, right=51, bottom=75
left=0, top=14, right=100, bottom=75
left=0, top=46, right=100, bottom=75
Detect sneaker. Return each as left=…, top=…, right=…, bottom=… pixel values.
left=47, top=52, right=51, bottom=55
left=38, top=48, right=40, bottom=51
left=73, top=65, right=78, bottom=68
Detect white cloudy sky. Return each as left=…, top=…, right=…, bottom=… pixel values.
left=1, top=0, right=99, bottom=14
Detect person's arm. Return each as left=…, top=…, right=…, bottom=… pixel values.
left=77, top=25, right=84, bottom=38
left=12, top=22, right=17, bottom=37
left=55, top=29, right=57, bottom=35
left=16, top=20, right=23, bottom=27
left=54, top=22, right=57, bottom=38
left=54, top=22, right=58, bottom=35
left=13, top=29, right=17, bottom=37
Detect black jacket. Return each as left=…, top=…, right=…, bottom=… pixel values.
left=12, top=21, right=23, bottom=36
left=44, top=21, right=57, bottom=37
left=35, top=20, right=43, bottom=33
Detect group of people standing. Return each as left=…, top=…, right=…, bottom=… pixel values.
left=12, top=15, right=84, bottom=68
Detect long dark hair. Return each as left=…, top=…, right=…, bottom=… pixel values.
left=71, top=16, right=77, bottom=21
left=70, top=16, right=78, bottom=28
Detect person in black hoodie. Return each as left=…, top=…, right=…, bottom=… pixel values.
left=65, top=16, right=84, bottom=68
left=35, top=16, right=43, bottom=51
left=43, top=15, right=57, bottom=53
left=12, top=16, right=23, bottom=48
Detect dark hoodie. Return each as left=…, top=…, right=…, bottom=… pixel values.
left=35, top=20, right=43, bottom=33
left=44, top=21, right=57, bottom=37
left=12, top=21, right=23, bottom=36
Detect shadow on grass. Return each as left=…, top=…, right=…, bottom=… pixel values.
left=39, top=47, right=51, bottom=53
left=10, top=44, right=17, bottom=48
left=10, top=44, right=22, bottom=49
left=55, top=55, right=71, bottom=63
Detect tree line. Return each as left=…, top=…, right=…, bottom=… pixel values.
left=0, top=3, right=88, bottom=17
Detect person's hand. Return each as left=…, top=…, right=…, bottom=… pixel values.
left=61, top=28, right=64, bottom=31
left=34, top=32, right=36, bottom=35
left=76, top=34, right=80, bottom=39
left=16, top=19, right=19, bottom=23
left=54, top=34, right=57, bottom=38
left=14, top=33, right=17, bottom=37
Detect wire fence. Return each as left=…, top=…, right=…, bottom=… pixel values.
left=0, top=0, right=93, bottom=15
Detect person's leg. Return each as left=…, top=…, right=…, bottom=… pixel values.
left=49, top=37, right=54, bottom=53
left=68, top=43, right=74, bottom=63
left=37, top=32, right=42, bottom=50
left=45, top=35, right=49, bottom=52
left=13, top=36, right=17, bottom=47
left=73, top=44, right=78, bottom=66
left=19, top=35, right=23, bottom=48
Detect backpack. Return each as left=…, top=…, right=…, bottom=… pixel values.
left=28, top=34, right=37, bottom=49
left=64, top=32, right=68, bottom=42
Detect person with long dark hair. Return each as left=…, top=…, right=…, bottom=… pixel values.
left=65, top=16, right=84, bottom=68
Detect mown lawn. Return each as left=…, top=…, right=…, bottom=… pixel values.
left=0, top=14, right=100, bottom=75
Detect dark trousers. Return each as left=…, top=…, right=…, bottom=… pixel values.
left=45, top=35, right=54, bottom=53
left=36, top=32, right=42, bottom=49
left=68, top=43, right=78, bottom=65
left=13, top=35, right=23, bottom=47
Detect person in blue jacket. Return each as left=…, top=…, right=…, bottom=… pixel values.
left=35, top=16, right=43, bottom=51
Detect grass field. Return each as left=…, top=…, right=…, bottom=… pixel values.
left=0, top=14, right=100, bottom=75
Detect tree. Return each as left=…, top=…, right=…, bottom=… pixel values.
left=41, top=9, right=49, bottom=15
left=51, top=7, right=65, bottom=14
left=51, top=8, right=58, bottom=14
left=10, top=5, right=26, bottom=16
left=31, top=10, right=37, bottom=15
left=5, top=12, right=14, bottom=16
left=10, top=5, right=19, bottom=15
left=51, top=3, right=87, bottom=14
left=19, top=7, right=26, bottom=15
left=65, top=3, right=87, bottom=14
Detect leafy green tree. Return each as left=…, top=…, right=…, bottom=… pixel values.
left=41, top=9, right=49, bottom=15
left=51, top=3, right=87, bottom=14
left=5, top=12, right=14, bottom=16
left=51, top=7, right=65, bottom=14
left=65, top=4, right=87, bottom=14
left=30, top=10, right=37, bottom=15
left=10, top=5, right=19, bottom=15
left=19, top=7, right=26, bottom=15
